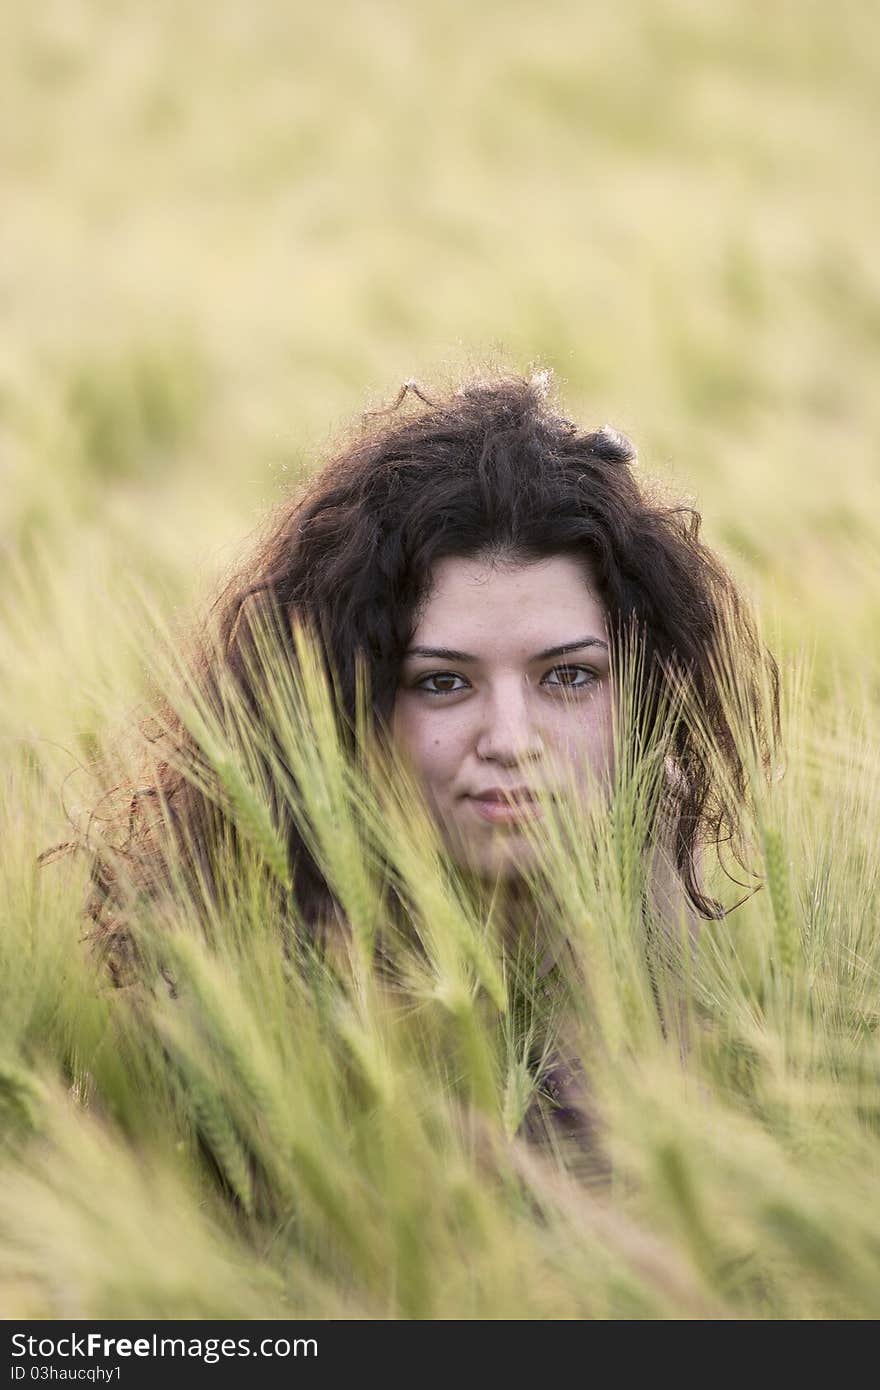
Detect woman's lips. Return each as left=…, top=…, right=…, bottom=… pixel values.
left=467, top=795, right=545, bottom=825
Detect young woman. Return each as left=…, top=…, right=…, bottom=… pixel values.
left=73, top=371, right=776, bottom=1153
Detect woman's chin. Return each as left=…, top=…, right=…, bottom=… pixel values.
left=451, top=836, right=536, bottom=884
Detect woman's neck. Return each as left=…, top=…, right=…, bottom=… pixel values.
left=459, top=870, right=564, bottom=980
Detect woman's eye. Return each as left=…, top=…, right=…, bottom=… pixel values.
left=414, top=666, right=597, bottom=696
left=415, top=671, right=469, bottom=695
left=544, top=665, right=597, bottom=690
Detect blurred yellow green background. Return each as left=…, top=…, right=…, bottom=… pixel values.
left=2, top=0, right=878, bottom=762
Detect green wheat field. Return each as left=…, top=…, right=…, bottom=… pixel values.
left=2, top=0, right=880, bottom=1319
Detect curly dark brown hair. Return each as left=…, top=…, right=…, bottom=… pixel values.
left=59, top=371, right=777, bottom=972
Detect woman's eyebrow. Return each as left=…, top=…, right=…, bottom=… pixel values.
left=404, top=637, right=609, bottom=662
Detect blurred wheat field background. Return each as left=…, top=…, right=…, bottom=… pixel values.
left=2, top=0, right=880, bottom=1319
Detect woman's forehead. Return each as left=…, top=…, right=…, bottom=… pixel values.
left=409, top=553, right=607, bottom=649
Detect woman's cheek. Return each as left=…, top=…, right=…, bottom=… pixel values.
left=554, top=696, right=615, bottom=790
left=401, top=708, right=464, bottom=804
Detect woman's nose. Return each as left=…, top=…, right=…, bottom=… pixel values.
left=474, top=683, right=544, bottom=765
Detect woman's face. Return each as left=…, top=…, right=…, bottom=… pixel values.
left=390, top=552, right=615, bottom=882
